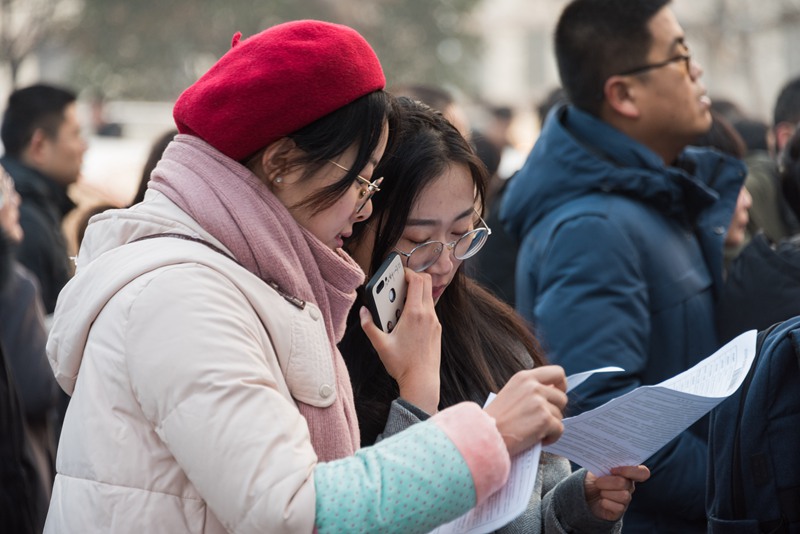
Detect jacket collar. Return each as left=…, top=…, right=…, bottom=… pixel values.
left=501, top=104, right=727, bottom=239
left=0, top=155, right=75, bottom=218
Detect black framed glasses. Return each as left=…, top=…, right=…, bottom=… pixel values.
left=617, top=53, right=692, bottom=78
left=328, top=160, right=383, bottom=214
left=395, top=214, right=492, bottom=272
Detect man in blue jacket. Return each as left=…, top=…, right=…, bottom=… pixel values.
left=500, top=1, right=746, bottom=531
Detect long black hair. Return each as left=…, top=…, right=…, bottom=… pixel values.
left=340, top=97, right=546, bottom=445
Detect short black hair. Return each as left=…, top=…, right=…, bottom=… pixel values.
left=554, top=0, right=671, bottom=116
left=1, top=84, right=77, bottom=158
left=780, top=127, right=800, bottom=221
left=244, top=90, right=392, bottom=213
left=732, top=118, right=769, bottom=152
left=773, top=76, right=800, bottom=127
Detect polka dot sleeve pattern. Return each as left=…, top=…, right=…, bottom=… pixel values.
left=313, top=417, right=476, bottom=533
left=314, top=401, right=510, bottom=533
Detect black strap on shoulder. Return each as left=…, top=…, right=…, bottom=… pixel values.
left=132, top=232, right=243, bottom=267
left=731, top=322, right=783, bottom=520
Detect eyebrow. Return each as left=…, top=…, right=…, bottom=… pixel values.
left=406, top=207, right=474, bottom=227
left=668, top=36, right=687, bottom=54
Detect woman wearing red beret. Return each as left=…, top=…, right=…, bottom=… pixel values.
left=44, top=20, right=566, bottom=533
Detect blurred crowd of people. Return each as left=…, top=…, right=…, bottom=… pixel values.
left=3, top=0, right=800, bottom=532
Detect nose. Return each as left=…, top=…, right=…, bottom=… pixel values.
left=742, top=188, right=753, bottom=210
left=354, top=198, right=373, bottom=222
left=425, top=243, right=457, bottom=276
left=689, top=58, right=703, bottom=81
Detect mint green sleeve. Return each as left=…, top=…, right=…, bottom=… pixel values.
left=314, top=418, right=475, bottom=534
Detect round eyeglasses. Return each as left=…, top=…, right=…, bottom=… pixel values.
left=395, top=215, right=492, bottom=272
left=328, top=160, right=383, bottom=213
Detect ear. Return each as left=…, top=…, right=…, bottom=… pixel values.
left=774, top=122, right=797, bottom=153
left=258, top=137, right=298, bottom=186
left=603, top=76, right=641, bottom=119
left=22, top=128, right=50, bottom=166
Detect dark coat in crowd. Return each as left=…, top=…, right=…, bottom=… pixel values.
left=0, top=155, right=74, bottom=314
left=501, top=104, right=746, bottom=533
left=0, top=232, right=47, bottom=534
left=717, top=232, right=800, bottom=343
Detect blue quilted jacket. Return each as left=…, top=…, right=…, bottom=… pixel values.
left=501, top=104, right=746, bottom=532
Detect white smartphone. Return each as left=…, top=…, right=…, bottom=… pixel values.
left=364, top=252, right=407, bottom=333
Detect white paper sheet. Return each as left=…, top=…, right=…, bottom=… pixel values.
left=429, top=392, right=540, bottom=534
left=565, top=366, right=625, bottom=393
left=428, top=331, right=756, bottom=533
left=428, top=366, right=625, bottom=534
left=429, top=444, right=542, bottom=534
left=543, top=330, right=757, bottom=475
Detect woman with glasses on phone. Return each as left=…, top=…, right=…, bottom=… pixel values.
left=44, top=21, right=582, bottom=534
left=341, top=97, right=649, bottom=533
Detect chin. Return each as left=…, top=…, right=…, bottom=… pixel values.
left=700, top=113, right=713, bottom=131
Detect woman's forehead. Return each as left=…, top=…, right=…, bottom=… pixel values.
left=407, top=166, right=476, bottom=227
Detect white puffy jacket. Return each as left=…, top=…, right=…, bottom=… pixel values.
left=45, top=192, right=510, bottom=533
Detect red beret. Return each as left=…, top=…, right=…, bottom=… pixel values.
left=173, top=20, right=386, bottom=161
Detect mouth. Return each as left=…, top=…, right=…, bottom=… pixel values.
left=432, top=285, right=446, bottom=300
left=335, top=232, right=351, bottom=248
left=699, top=94, right=711, bottom=108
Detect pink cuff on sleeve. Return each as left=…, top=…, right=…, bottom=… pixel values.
left=430, top=401, right=510, bottom=505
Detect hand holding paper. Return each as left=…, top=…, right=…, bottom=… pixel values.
left=429, top=365, right=638, bottom=534
left=428, top=331, right=757, bottom=534
left=584, top=465, right=651, bottom=521
left=544, top=330, right=757, bottom=475
left=484, top=365, right=567, bottom=454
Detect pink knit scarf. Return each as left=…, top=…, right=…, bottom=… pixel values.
left=149, top=134, right=363, bottom=462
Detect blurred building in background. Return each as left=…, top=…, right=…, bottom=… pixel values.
left=475, top=0, right=800, bottom=122
left=3, top=0, right=800, bottom=212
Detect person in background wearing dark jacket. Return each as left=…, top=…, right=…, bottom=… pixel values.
left=0, top=339, right=39, bottom=534
left=468, top=88, right=567, bottom=307
left=692, top=109, right=753, bottom=265
left=717, top=126, right=800, bottom=342
left=499, top=1, right=745, bottom=531
left=0, top=163, right=48, bottom=534
left=0, top=84, right=87, bottom=314
left=744, top=76, right=800, bottom=243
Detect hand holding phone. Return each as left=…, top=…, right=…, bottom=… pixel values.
left=359, top=265, right=441, bottom=413
left=363, top=252, right=407, bottom=333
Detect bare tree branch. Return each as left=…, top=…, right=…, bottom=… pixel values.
left=0, top=0, right=81, bottom=86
